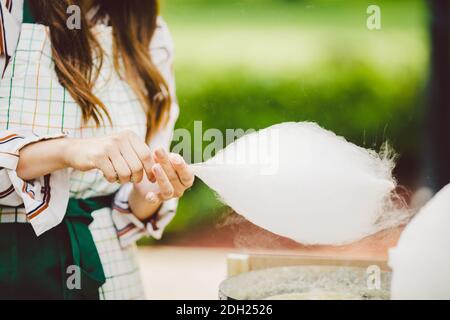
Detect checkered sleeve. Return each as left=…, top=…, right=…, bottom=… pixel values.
left=0, top=130, right=70, bottom=236
left=0, top=0, right=23, bottom=76
left=111, top=183, right=177, bottom=247
left=110, top=17, right=180, bottom=248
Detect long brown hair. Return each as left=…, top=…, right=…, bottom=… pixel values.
left=28, top=0, right=171, bottom=140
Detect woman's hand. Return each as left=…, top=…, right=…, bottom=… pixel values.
left=145, top=148, right=194, bottom=203
left=65, top=130, right=154, bottom=184
left=132, top=147, right=194, bottom=203
left=16, top=130, right=154, bottom=182
left=129, top=148, right=194, bottom=220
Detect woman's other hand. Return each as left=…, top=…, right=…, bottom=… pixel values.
left=65, top=130, right=154, bottom=184
left=129, top=148, right=194, bottom=220
left=134, top=148, right=194, bottom=204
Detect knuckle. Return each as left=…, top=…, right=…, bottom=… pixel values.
left=182, top=177, right=194, bottom=187
left=103, top=142, right=115, bottom=153
left=132, top=170, right=143, bottom=179
left=141, top=152, right=152, bottom=163
left=93, top=150, right=105, bottom=160
left=131, top=163, right=143, bottom=173
left=110, top=134, right=121, bottom=143
left=118, top=171, right=130, bottom=180
left=173, top=190, right=183, bottom=198
left=162, top=189, right=174, bottom=198
left=102, top=171, right=116, bottom=181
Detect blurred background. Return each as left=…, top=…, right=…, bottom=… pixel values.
left=138, top=0, right=450, bottom=299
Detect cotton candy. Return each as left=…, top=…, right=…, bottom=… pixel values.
left=190, top=122, right=409, bottom=245
left=389, top=184, right=450, bottom=300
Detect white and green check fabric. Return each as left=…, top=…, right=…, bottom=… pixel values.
left=0, top=18, right=179, bottom=299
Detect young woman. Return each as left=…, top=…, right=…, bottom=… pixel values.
left=0, top=0, right=194, bottom=299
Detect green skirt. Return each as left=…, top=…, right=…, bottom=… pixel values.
left=0, top=196, right=112, bottom=300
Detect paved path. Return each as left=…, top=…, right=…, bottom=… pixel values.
left=138, top=246, right=229, bottom=300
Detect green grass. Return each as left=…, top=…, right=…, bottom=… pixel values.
left=162, top=0, right=427, bottom=71
left=141, top=0, right=429, bottom=239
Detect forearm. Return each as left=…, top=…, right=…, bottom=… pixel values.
left=16, top=138, right=70, bottom=180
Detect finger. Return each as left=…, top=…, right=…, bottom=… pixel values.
left=154, top=148, right=183, bottom=191
left=169, top=153, right=194, bottom=188
left=128, top=134, right=155, bottom=182
left=96, top=156, right=117, bottom=183
left=119, top=139, right=144, bottom=183
left=153, top=163, right=174, bottom=201
left=108, top=147, right=132, bottom=184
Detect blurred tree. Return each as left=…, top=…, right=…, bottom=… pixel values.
left=425, top=0, right=450, bottom=191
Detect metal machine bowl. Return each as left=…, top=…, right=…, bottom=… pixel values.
left=219, top=265, right=391, bottom=300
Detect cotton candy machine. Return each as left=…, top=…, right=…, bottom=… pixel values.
left=219, top=254, right=391, bottom=300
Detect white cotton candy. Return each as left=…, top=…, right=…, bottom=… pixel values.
left=389, top=184, right=450, bottom=300
left=190, top=122, right=408, bottom=245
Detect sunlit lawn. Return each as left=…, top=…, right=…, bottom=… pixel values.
left=164, top=0, right=427, bottom=72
